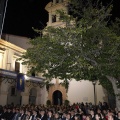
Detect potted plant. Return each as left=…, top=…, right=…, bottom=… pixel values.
left=64, top=99, right=70, bottom=106
left=46, top=100, right=51, bottom=106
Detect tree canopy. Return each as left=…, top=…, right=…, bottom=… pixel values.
left=21, top=0, right=120, bottom=94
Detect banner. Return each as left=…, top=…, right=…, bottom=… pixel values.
left=16, top=73, right=25, bottom=92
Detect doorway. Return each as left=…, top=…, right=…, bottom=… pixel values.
left=53, top=90, right=62, bottom=105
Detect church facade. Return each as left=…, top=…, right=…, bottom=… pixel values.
left=44, top=0, right=108, bottom=105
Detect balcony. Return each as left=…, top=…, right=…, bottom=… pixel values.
left=0, top=68, right=44, bottom=87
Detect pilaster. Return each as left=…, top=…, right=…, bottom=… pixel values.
left=53, top=0, right=56, bottom=4
left=49, top=12, right=52, bottom=26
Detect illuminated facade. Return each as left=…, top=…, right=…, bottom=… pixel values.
left=0, top=0, right=108, bottom=106
left=0, top=34, right=45, bottom=106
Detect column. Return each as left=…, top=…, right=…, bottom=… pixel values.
left=0, top=91, right=8, bottom=105
left=49, top=12, right=52, bottom=26
left=21, top=92, right=29, bottom=105
left=53, top=0, right=56, bottom=4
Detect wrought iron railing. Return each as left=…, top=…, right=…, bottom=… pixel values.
left=0, top=68, right=44, bottom=87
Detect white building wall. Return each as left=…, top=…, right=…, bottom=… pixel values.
left=40, top=86, right=48, bottom=105
left=67, top=80, right=106, bottom=104
left=43, top=79, right=107, bottom=105
left=96, top=83, right=106, bottom=103
left=67, top=80, right=93, bottom=104
left=2, top=34, right=31, bottom=49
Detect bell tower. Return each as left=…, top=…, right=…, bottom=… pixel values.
left=45, top=0, right=68, bottom=27
left=45, top=0, right=69, bottom=105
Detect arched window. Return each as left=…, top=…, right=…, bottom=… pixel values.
left=52, top=15, right=56, bottom=23
left=56, top=0, right=59, bottom=3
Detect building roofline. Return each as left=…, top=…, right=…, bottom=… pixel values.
left=0, top=38, right=26, bottom=53
left=2, top=33, right=30, bottom=40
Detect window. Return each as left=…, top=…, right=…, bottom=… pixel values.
left=56, top=0, right=59, bottom=3
left=15, top=61, right=20, bottom=73
left=52, top=15, right=56, bottom=23
left=11, top=87, right=16, bottom=96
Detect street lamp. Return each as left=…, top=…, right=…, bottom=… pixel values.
left=92, top=80, right=97, bottom=105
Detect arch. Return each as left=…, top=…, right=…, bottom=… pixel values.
left=52, top=90, right=62, bottom=105
left=48, top=84, right=67, bottom=104
left=29, top=88, right=37, bottom=104
left=52, top=15, right=56, bottom=23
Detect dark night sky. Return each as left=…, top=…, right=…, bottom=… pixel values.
left=3, top=0, right=51, bottom=38
left=2, top=0, right=120, bottom=38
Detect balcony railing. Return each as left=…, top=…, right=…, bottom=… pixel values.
left=0, top=68, right=44, bottom=86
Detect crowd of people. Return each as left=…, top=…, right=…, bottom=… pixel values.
left=0, top=102, right=120, bottom=120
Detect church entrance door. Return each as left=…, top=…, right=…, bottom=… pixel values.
left=52, top=90, right=62, bottom=105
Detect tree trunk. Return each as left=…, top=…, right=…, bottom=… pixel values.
left=107, top=76, right=120, bottom=111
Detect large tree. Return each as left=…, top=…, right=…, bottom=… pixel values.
left=21, top=0, right=120, bottom=109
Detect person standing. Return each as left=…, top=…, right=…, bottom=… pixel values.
left=39, top=109, right=47, bottom=120
left=30, top=109, right=39, bottom=120
left=12, top=108, right=21, bottom=120
left=48, top=110, right=54, bottom=120
left=19, top=108, right=26, bottom=120
left=115, top=111, right=120, bottom=120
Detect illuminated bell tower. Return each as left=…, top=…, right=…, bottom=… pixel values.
left=45, top=0, right=68, bottom=27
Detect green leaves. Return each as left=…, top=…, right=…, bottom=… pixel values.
left=20, top=0, right=120, bottom=93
